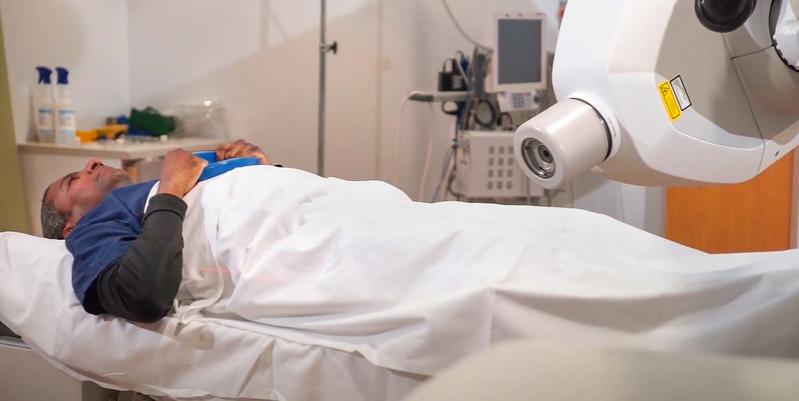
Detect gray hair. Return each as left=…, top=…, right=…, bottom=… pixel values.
left=41, top=187, right=68, bottom=240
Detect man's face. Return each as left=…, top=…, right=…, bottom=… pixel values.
left=45, top=158, right=133, bottom=237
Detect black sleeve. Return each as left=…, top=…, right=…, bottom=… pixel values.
left=83, top=193, right=187, bottom=323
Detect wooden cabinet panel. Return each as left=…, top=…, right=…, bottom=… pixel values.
left=665, top=153, right=794, bottom=254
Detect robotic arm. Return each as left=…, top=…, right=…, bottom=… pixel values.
left=515, top=0, right=799, bottom=189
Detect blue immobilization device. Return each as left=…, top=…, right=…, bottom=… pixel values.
left=193, top=151, right=260, bottom=181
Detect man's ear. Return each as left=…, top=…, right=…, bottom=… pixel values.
left=62, top=222, right=76, bottom=239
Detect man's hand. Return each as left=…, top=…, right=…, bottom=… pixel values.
left=216, top=139, right=269, bottom=165
left=158, top=149, right=207, bottom=198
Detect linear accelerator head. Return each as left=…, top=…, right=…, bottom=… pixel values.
left=516, top=0, right=799, bottom=189
left=515, top=99, right=611, bottom=189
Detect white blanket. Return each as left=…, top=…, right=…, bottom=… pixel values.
left=4, top=165, right=799, bottom=399
left=0, top=232, right=425, bottom=401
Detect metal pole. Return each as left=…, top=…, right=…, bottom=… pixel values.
left=317, top=0, right=327, bottom=177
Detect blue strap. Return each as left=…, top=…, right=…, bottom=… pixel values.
left=193, top=151, right=260, bottom=181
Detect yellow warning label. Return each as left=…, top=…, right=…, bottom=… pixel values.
left=658, top=81, right=681, bottom=121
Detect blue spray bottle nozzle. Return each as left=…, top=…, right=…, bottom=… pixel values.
left=36, top=66, right=52, bottom=84
left=56, top=67, right=69, bottom=85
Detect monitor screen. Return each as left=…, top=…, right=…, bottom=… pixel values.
left=497, top=19, right=543, bottom=85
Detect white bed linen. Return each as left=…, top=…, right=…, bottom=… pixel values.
left=0, top=232, right=425, bottom=401
left=4, top=165, right=799, bottom=400
left=182, top=167, right=799, bottom=375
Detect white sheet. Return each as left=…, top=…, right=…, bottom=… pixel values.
left=0, top=238, right=425, bottom=399
left=184, top=167, right=799, bottom=374
left=4, top=165, right=799, bottom=400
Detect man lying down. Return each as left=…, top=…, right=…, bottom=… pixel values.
left=41, top=140, right=269, bottom=322
left=40, top=139, right=799, bottom=377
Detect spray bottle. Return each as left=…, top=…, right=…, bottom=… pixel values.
left=34, top=66, right=55, bottom=143
left=54, top=66, right=78, bottom=145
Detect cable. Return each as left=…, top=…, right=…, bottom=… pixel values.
left=570, top=182, right=576, bottom=208
left=460, top=95, right=475, bottom=131
left=394, top=93, right=445, bottom=201
left=433, top=121, right=461, bottom=202
left=473, top=98, right=498, bottom=129
left=441, top=0, right=492, bottom=52
left=418, top=103, right=436, bottom=201
left=446, top=131, right=464, bottom=201
left=441, top=101, right=460, bottom=116
left=446, top=166, right=465, bottom=200
left=499, top=112, right=514, bottom=130
left=454, top=54, right=469, bottom=88
left=393, top=93, right=414, bottom=186
left=544, top=189, right=553, bottom=207
left=432, top=143, right=456, bottom=202
left=525, top=177, right=534, bottom=206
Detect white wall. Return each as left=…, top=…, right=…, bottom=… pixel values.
left=572, top=175, right=664, bottom=235
left=0, top=0, right=130, bottom=142
left=127, top=0, right=379, bottom=177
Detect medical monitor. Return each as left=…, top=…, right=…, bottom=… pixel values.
left=491, top=13, right=547, bottom=93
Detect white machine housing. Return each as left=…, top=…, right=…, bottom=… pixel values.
left=515, top=0, right=799, bottom=188
left=455, top=131, right=544, bottom=199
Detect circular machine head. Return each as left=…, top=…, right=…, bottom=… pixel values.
left=695, top=0, right=758, bottom=33
left=521, top=138, right=557, bottom=179
left=514, top=99, right=611, bottom=190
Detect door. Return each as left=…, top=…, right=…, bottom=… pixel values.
left=665, top=152, right=795, bottom=254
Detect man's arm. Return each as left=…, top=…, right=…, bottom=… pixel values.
left=87, top=194, right=186, bottom=322
left=83, top=140, right=270, bottom=323
left=84, top=149, right=206, bottom=323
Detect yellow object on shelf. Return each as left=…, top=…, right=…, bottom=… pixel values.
left=76, top=124, right=128, bottom=143
left=76, top=130, right=97, bottom=143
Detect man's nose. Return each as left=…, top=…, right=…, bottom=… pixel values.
left=82, top=158, right=104, bottom=174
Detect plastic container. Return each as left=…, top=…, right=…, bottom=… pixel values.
left=54, top=67, right=78, bottom=145
left=170, top=101, right=231, bottom=139
left=33, top=66, right=55, bottom=143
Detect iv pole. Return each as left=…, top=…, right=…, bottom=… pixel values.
left=318, top=0, right=337, bottom=176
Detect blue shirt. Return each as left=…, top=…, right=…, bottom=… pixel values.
left=65, top=181, right=156, bottom=305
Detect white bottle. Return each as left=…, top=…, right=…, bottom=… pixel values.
left=33, top=66, right=55, bottom=143
left=54, top=66, right=78, bottom=145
